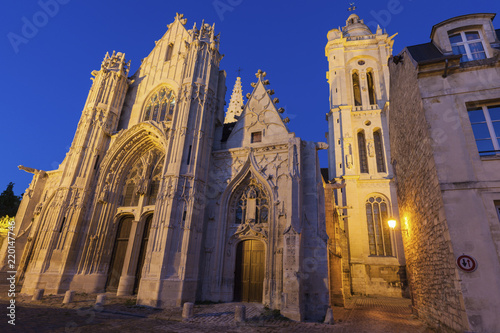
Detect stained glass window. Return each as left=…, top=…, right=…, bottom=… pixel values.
left=233, top=179, right=269, bottom=225
left=143, top=87, right=176, bottom=122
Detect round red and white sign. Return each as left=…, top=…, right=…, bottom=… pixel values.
left=456, top=255, right=477, bottom=272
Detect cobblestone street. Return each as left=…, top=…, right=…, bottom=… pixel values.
left=0, top=292, right=434, bottom=333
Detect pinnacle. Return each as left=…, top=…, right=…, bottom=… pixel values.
left=224, top=77, right=244, bottom=124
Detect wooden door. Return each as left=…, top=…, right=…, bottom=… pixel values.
left=133, top=214, right=153, bottom=294
left=106, top=216, right=133, bottom=292
left=234, top=240, right=265, bottom=302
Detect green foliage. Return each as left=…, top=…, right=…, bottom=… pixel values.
left=0, top=182, right=21, bottom=217
left=0, top=215, right=14, bottom=235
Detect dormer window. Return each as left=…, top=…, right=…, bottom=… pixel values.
left=449, top=31, right=486, bottom=62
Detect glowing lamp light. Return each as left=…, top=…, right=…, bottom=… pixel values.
left=388, top=218, right=397, bottom=229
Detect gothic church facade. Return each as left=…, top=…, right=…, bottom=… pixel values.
left=6, top=14, right=329, bottom=321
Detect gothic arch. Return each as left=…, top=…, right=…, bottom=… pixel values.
left=140, top=84, right=177, bottom=122
left=211, top=151, right=274, bottom=299
left=77, top=122, right=168, bottom=275
left=364, top=193, right=393, bottom=256
left=97, top=122, right=168, bottom=198
left=218, top=151, right=276, bottom=223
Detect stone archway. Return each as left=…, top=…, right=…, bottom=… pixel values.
left=234, top=239, right=265, bottom=302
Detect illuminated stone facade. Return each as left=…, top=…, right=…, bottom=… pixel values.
left=2, top=14, right=329, bottom=321
left=324, top=14, right=407, bottom=298
left=388, top=13, right=500, bottom=333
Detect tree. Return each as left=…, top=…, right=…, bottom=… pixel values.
left=0, top=182, right=21, bottom=217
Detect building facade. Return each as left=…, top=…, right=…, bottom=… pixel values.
left=324, top=14, right=407, bottom=298
left=389, top=13, right=500, bottom=333
left=2, top=14, right=329, bottom=321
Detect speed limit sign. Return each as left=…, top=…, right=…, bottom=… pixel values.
left=456, top=255, right=477, bottom=272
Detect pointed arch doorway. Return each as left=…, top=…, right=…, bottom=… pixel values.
left=234, top=239, right=265, bottom=302
left=106, top=216, right=133, bottom=292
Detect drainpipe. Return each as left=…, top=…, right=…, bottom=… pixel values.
left=442, top=58, right=449, bottom=78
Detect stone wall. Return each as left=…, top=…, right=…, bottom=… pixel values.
left=388, top=54, right=468, bottom=332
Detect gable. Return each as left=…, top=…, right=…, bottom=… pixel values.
left=225, top=70, right=293, bottom=149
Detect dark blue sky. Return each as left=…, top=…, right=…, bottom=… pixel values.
left=2, top=0, right=499, bottom=196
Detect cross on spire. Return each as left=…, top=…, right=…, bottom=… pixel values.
left=348, top=2, right=356, bottom=11
left=236, top=67, right=243, bottom=77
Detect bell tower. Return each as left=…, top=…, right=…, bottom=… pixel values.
left=325, top=13, right=407, bottom=297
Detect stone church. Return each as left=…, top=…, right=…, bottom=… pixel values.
left=6, top=13, right=330, bottom=321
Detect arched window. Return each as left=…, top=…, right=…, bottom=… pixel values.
left=234, top=178, right=269, bottom=225
left=121, top=151, right=164, bottom=207
left=358, top=131, right=369, bottom=173
left=352, top=71, right=362, bottom=106
left=366, top=196, right=392, bottom=256
left=373, top=130, right=386, bottom=173
left=367, top=70, right=376, bottom=105
left=143, top=87, right=176, bottom=122
left=165, top=43, right=174, bottom=62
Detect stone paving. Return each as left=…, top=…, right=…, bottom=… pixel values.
left=0, top=291, right=435, bottom=333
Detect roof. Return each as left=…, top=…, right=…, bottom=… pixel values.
left=221, top=122, right=236, bottom=142
left=497, top=29, right=500, bottom=42
left=320, top=168, right=329, bottom=183
left=406, top=42, right=444, bottom=63
left=430, top=13, right=496, bottom=40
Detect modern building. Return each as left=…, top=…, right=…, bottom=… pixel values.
left=388, top=13, right=500, bottom=333
left=2, top=14, right=329, bottom=321
left=324, top=13, right=407, bottom=299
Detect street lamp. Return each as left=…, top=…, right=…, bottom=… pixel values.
left=387, top=218, right=396, bottom=229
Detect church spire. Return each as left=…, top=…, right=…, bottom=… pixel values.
left=224, top=77, right=244, bottom=123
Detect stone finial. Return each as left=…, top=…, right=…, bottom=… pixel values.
left=224, top=77, right=244, bottom=124
left=267, top=89, right=275, bottom=95
left=255, top=69, right=267, bottom=78
left=175, top=13, right=187, bottom=25
left=283, top=117, right=290, bottom=124
left=250, top=82, right=257, bottom=87
left=278, top=107, right=285, bottom=113
left=273, top=98, right=279, bottom=104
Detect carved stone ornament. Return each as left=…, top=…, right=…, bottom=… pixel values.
left=227, top=222, right=268, bottom=256
left=367, top=139, right=375, bottom=157
left=34, top=202, right=43, bottom=215
left=98, top=183, right=109, bottom=204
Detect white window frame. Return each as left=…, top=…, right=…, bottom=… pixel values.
left=468, top=104, right=500, bottom=155
left=449, top=30, right=489, bottom=62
